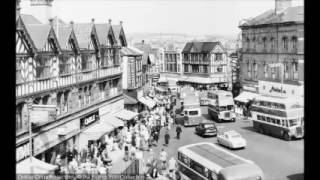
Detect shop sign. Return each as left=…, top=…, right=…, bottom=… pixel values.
left=33, top=120, right=79, bottom=155
left=30, top=105, right=57, bottom=124
left=80, top=111, right=99, bottom=129
left=270, top=86, right=286, bottom=94
left=16, top=142, right=30, bottom=162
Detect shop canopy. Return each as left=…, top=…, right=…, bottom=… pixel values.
left=81, top=121, right=114, bottom=140
left=234, top=91, right=259, bottom=103
left=16, top=157, right=58, bottom=174
left=100, top=115, right=124, bottom=128
left=138, top=96, right=156, bottom=109
left=113, top=109, right=139, bottom=121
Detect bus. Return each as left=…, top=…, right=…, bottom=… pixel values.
left=207, top=90, right=236, bottom=122
left=250, top=95, right=304, bottom=141
left=177, top=142, right=264, bottom=180
left=181, top=95, right=203, bottom=127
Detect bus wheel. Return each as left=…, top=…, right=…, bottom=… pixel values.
left=283, top=133, right=291, bottom=141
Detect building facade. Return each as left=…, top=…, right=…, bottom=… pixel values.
left=238, top=0, right=304, bottom=94
left=16, top=13, right=124, bottom=164
left=180, top=42, right=230, bottom=89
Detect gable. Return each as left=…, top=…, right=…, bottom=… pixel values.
left=16, top=16, right=36, bottom=55
left=212, top=44, right=225, bottom=53
left=107, top=27, right=117, bottom=46
left=118, top=27, right=127, bottom=46
left=16, top=32, right=30, bottom=54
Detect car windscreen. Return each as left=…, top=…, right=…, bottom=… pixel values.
left=204, top=124, right=215, bottom=128
left=189, top=110, right=199, bottom=116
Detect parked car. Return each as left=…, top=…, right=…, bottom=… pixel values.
left=217, top=130, right=246, bottom=149
left=195, top=122, right=218, bottom=137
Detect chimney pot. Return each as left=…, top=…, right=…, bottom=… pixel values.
left=109, top=19, right=112, bottom=24
left=91, top=18, right=95, bottom=23
left=49, top=18, right=53, bottom=26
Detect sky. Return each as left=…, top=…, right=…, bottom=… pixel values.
left=20, top=0, right=304, bottom=37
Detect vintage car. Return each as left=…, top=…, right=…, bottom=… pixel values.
left=217, top=130, right=247, bottom=149
left=195, top=122, right=218, bottom=137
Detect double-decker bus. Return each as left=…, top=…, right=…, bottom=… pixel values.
left=177, top=142, right=264, bottom=180
left=250, top=95, right=304, bottom=141
left=180, top=95, right=203, bottom=127
left=208, top=90, right=236, bottom=122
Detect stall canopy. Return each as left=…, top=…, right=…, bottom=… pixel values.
left=16, top=157, right=57, bottom=174
left=81, top=121, right=114, bottom=140
left=113, top=109, right=138, bottom=121
left=234, top=91, right=259, bottom=103
left=138, top=96, right=156, bottom=108
left=100, top=115, right=124, bottom=128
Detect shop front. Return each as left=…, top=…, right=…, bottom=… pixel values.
left=32, top=118, right=80, bottom=166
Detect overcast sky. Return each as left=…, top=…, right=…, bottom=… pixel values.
left=20, top=0, right=304, bottom=37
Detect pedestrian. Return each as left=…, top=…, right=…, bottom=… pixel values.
left=168, top=157, right=177, bottom=178
left=132, top=133, right=136, bottom=148
left=159, top=149, right=167, bottom=171
left=168, top=116, right=173, bottom=130
left=154, top=131, right=159, bottom=144
left=164, top=130, right=170, bottom=146
left=124, top=144, right=129, bottom=161
left=176, top=125, right=182, bottom=140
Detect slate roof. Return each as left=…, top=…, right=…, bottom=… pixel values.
left=20, top=14, right=42, bottom=24
left=120, top=46, right=142, bottom=56
left=134, top=43, right=152, bottom=65
left=73, top=23, right=94, bottom=49
left=182, top=42, right=220, bottom=53
left=112, top=25, right=125, bottom=46
left=240, top=6, right=303, bottom=27
left=24, top=24, right=51, bottom=50
left=95, top=23, right=112, bottom=46
left=52, top=17, right=67, bottom=26
left=53, top=25, right=72, bottom=50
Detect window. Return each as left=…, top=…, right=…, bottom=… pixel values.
left=261, top=116, right=266, bottom=121
left=246, top=38, right=250, bottom=52
left=35, top=56, right=51, bottom=78
left=282, top=37, right=288, bottom=52
left=247, top=62, right=251, bottom=78
left=262, top=37, right=267, bottom=52
left=253, top=62, right=258, bottom=79
left=270, top=37, right=275, bottom=52
left=271, top=67, right=276, bottom=79
left=217, top=66, right=223, bottom=73
left=257, top=115, right=261, bottom=120
left=282, top=120, right=285, bottom=127
left=219, top=106, right=227, bottom=111
left=252, top=37, right=256, bottom=52
left=189, top=111, right=199, bottom=116
left=16, top=58, right=23, bottom=83
left=292, top=36, right=298, bottom=53
left=264, top=63, right=268, bottom=78
left=284, top=63, right=289, bottom=79
left=184, top=65, right=188, bottom=72
left=292, top=61, right=298, bottom=80
left=289, top=119, right=299, bottom=127
left=276, top=119, right=281, bottom=125
left=266, top=117, right=270, bottom=122
left=192, top=65, right=199, bottom=73
left=203, top=66, right=208, bottom=73
left=178, top=152, right=190, bottom=166
left=215, top=53, right=222, bottom=61
left=16, top=103, right=24, bottom=133
left=190, top=159, right=204, bottom=175
left=270, top=118, right=276, bottom=124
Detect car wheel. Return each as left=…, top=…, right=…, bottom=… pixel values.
left=283, top=132, right=291, bottom=141
left=232, top=118, right=236, bottom=122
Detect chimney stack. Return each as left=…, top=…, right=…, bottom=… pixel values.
left=49, top=18, right=53, bottom=27
left=109, top=19, right=112, bottom=24
left=120, top=21, right=123, bottom=26
left=275, top=0, right=292, bottom=15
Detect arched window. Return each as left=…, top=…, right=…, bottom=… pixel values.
left=262, top=37, right=267, bottom=52
left=282, top=36, right=289, bottom=52
left=291, top=36, right=298, bottom=53
left=270, top=37, right=275, bottom=52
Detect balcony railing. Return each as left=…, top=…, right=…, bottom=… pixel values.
left=16, top=67, right=122, bottom=98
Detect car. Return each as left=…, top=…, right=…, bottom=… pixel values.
left=195, top=122, right=218, bottom=137
left=217, top=130, right=246, bottom=149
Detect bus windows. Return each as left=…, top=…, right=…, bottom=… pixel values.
left=208, top=170, right=218, bottom=180
left=189, top=110, right=199, bottom=116
left=270, top=118, right=276, bottom=124
left=276, top=119, right=281, bottom=125
left=257, top=115, right=261, bottom=120
left=266, top=102, right=272, bottom=108
left=279, top=104, right=285, bottom=109
left=227, top=105, right=233, bottom=110
left=184, top=111, right=188, bottom=115
left=289, top=119, right=299, bottom=127
left=220, top=106, right=227, bottom=111
left=261, top=116, right=266, bottom=121
left=266, top=117, right=271, bottom=122
left=190, top=159, right=204, bottom=176
left=285, top=120, right=289, bottom=127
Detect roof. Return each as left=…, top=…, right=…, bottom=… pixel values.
left=124, top=94, right=139, bottom=105
left=24, top=24, right=52, bottom=50
left=134, top=43, right=152, bottom=65
left=183, top=95, right=199, bottom=106
left=95, top=23, right=112, bottom=46
left=73, top=23, right=94, bottom=49
left=240, top=6, right=303, bottom=27
left=120, top=46, right=142, bottom=56
left=112, top=24, right=127, bottom=46
left=178, top=142, right=251, bottom=172
left=182, top=42, right=220, bottom=53
left=53, top=25, right=72, bottom=50
left=20, top=14, right=42, bottom=24
left=219, top=163, right=264, bottom=179
left=234, top=91, right=259, bottom=103
left=52, top=17, right=67, bottom=26
left=253, top=95, right=303, bottom=108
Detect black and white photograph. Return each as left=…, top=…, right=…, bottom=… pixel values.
left=16, top=0, right=304, bottom=179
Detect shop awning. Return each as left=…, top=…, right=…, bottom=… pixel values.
left=113, top=109, right=139, bottom=121
left=234, top=91, right=259, bottom=103
left=155, top=86, right=167, bottom=92
left=100, top=115, right=124, bottom=128
left=16, top=157, right=58, bottom=174
left=138, top=96, right=156, bottom=108
left=81, top=121, right=114, bottom=140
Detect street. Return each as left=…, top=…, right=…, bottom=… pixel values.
left=146, top=105, right=304, bottom=180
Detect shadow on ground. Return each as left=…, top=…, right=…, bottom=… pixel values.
left=287, top=173, right=304, bottom=180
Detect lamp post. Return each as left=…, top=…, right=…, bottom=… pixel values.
left=27, top=98, right=33, bottom=175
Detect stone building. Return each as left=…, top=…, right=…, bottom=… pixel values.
left=238, top=0, right=304, bottom=98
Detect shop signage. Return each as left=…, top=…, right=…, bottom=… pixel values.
left=33, top=120, right=79, bottom=155
left=16, top=142, right=30, bottom=162
left=269, top=86, right=286, bottom=94
left=30, top=105, right=57, bottom=124
left=80, top=111, right=99, bottom=129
